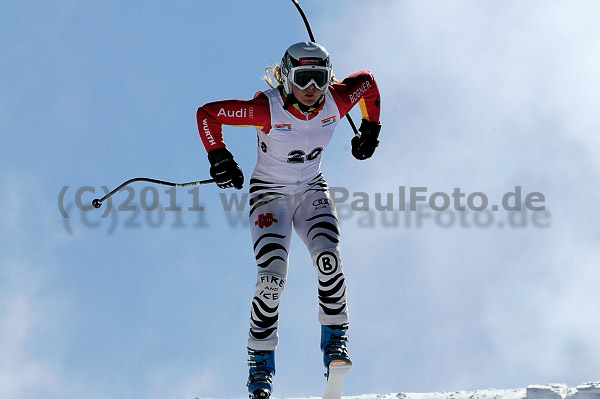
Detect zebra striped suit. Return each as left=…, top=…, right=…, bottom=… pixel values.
left=248, top=173, right=348, bottom=350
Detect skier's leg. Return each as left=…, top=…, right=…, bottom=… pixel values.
left=248, top=181, right=294, bottom=350
left=293, top=177, right=352, bottom=372
left=293, top=175, right=349, bottom=327
left=247, top=178, right=294, bottom=397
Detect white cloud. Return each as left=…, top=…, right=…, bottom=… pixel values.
left=0, top=290, right=63, bottom=398
left=322, top=0, right=600, bottom=172
left=0, top=173, right=81, bottom=399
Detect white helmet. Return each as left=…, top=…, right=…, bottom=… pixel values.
left=280, top=41, right=332, bottom=95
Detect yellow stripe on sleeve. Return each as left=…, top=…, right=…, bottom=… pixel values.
left=359, top=98, right=369, bottom=121
left=224, top=124, right=265, bottom=129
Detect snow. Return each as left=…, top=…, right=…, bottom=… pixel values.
left=276, top=382, right=600, bottom=399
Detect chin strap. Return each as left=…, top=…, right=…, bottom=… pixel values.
left=282, top=91, right=297, bottom=111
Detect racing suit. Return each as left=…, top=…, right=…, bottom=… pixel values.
left=197, top=71, right=381, bottom=350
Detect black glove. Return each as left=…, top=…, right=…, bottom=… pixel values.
left=351, top=119, right=381, bottom=160
left=207, top=148, right=244, bottom=189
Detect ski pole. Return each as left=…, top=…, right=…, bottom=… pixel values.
left=290, top=0, right=361, bottom=137
left=91, top=177, right=215, bottom=209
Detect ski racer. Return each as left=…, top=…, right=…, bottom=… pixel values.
left=196, top=41, right=381, bottom=399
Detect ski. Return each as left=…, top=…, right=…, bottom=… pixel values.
left=322, top=359, right=352, bottom=399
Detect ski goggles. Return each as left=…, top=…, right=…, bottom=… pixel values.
left=289, top=66, right=331, bottom=91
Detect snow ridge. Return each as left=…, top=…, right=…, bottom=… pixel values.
left=284, top=382, right=600, bottom=399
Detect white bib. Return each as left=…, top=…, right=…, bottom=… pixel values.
left=253, top=88, right=341, bottom=183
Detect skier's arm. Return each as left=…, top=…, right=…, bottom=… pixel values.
left=330, top=71, right=381, bottom=160
left=196, top=92, right=271, bottom=189
left=196, top=92, right=271, bottom=152
left=329, top=70, right=381, bottom=123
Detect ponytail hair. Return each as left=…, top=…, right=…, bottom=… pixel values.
left=262, top=65, right=283, bottom=89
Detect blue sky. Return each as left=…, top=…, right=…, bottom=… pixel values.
left=2, top=1, right=600, bottom=398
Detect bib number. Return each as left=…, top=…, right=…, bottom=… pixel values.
left=287, top=147, right=323, bottom=163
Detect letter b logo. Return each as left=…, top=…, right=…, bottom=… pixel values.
left=316, top=251, right=339, bottom=276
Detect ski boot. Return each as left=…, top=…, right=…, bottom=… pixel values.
left=247, top=347, right=275, bottom=399
left=320, top=323, right=352, bottom=378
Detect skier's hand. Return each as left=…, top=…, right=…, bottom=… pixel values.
left=207, top=148, right=244, bottom=189
left=351, top=119, right=381, bottom=160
